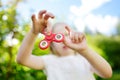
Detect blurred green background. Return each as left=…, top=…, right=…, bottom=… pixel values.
left=0, top=0, right=120, bottom=80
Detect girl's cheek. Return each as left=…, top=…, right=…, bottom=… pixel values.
left=53, top=42, right=63, bottom=48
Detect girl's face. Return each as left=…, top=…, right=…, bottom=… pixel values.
left=51, top=23, right=75, bottom=56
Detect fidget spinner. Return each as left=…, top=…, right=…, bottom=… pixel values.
left=39, top=32, right=64, bottom=49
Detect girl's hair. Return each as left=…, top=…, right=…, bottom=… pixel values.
left=51, top=22, right=68, bottom=32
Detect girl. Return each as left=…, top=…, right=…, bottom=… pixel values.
left=16, top=10, right=112, bottom=80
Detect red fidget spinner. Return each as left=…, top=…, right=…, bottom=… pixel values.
left=39, top=32, right=64, bottom=50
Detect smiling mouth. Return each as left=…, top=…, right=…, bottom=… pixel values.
left=63, top=46, right=68, bottom=49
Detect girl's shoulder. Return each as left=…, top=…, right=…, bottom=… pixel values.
left=41, top=54, right=56, bottom=59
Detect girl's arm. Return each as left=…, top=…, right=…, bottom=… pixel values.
left=16, top=30, right=45, bottom=70
left=16, top=10, right=54, bottom=70
left=79, top=47, right=112, bottom=78
left=64, top=26, right=112, bottom=78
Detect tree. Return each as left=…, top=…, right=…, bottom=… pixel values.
left=0, top=0, right=48, bottom=80
left=87, top=35, right=120, bottom=80
left=116, top=20, right=120, bottom=35
left=0, top=0, right=25, bottom=79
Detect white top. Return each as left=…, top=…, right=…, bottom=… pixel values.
left=41, top=54, right=95, bottom=80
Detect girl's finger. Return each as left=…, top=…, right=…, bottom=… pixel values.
left=74, top=32, right=79, bottom=43
left=70, top=32, right=75, bottom=43
left=65, top=26, right=76, bottom=42
left=46, top=21, right=52, bottom=35
left=31, top=14, right=36, bottom=31
left=44, top=12, right=54, bottom=20
left=78, top=33, right=84, bottom=42
left=31, top=14, right=36, bottom=23
left=38, top=10, right=47, bottom=19
left=31, top=14, right=38, bottom=34
left=65, top=26, right=71, bottom=36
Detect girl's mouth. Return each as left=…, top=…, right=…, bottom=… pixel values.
left=63, top=46, right=68, bottom=49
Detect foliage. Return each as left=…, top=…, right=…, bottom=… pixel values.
left=0, top=0, right=47, bottom=80
left=87, top=35, right=120, bottom=80
left=116, top=20, right=120, bottom=35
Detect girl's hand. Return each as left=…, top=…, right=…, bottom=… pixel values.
left=31, top=10, right=54, bottom=34
left=64, top=26, right=88, bottom=53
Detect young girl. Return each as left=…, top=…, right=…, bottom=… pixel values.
left=16, top=10, right=112, bottom=80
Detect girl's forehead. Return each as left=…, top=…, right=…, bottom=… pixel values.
left=53, top=23, right=68, bottom=33
left=52, top=23, right=68, bottom=34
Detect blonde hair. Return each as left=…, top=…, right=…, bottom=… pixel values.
left=52, top=22, right=68, bottom=32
